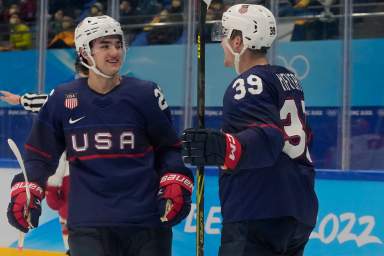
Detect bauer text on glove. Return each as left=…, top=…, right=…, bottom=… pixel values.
left=158, top=173, right=193, bottom=226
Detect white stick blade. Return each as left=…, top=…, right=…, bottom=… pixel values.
left=7, top=138, right=31, bottom=202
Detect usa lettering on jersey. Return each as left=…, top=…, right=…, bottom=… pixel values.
left=71, top=131, right=135, bottom=152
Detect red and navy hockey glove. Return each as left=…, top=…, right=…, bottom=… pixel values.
left=46, top=173, right=67, bottom=212
left=181, top=128, right=242, bottom=170
left=45, top=185, right=65, bottom=211
left=158, top=173, right=193, bottom=226
left=7, top=177, right=44, bottom=233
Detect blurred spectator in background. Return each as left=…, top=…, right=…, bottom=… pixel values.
left=146, top=0, right=183, bottom=44
left=90, top=2, right=104, bottom=17
left=206, top=0, right=224, bottom=21
left=307, top=0, right=339, bottom=40
left=279, top=0, right=339, bottom=41
left=3, top=3, right=19, bottom=21
left=4, top=0, right=381, bottom=48
left=279, top=0, right=315, bottom=41
left=120, top=0, right=139, bottom=43
left=48, top=16, right=75, bottom=48
left=136, top=0, right=163, bottom=19
left=49, top=0, right=87, bottom=20
left=0, top=0, right=6, bottom=43
left=0, top=0, right=4, bottom=23
left=49, top=9, right=64, bottom=39
left=120, top=0, right=136, bottom=20
left=19, top=0, right=36, bottom=22
left=206, top=0, right=224, bottom=43
left=7, top=12, right=32, bottom=50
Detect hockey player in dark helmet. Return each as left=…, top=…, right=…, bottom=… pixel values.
left=7, top=15, right=193, bottom=256
left=182, top=4, right=318, bottom=256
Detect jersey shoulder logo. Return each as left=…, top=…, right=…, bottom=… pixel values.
left=69, top=116, right=85, bottom=124
left=64, top=93, right=79, bottom=109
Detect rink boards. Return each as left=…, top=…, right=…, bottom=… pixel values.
left=0, top=167, right=383, bottom=256
left=2, top=40, right=384, bottom=170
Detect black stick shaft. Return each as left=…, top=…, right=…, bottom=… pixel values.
left=197, top=1, right=207, bottom=256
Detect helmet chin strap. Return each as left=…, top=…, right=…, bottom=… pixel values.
left=80, top=56, right=112, bottom=79
left=224, top=39, right=247, bottom=75
left=79, top=44, right=127, bottom=79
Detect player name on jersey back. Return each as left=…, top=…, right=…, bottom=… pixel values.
left=275, top=73, right=303, bottom=92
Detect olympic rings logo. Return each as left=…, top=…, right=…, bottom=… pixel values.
left=276, top=55, right=310, bottom=80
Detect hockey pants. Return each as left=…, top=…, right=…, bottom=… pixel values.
left=68, top=226, right=172, bottom=256
left=219, top=217, right=314, bottom=256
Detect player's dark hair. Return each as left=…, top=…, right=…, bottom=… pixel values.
left=230, top=29, right=269, bottom=55
left=75, top=56, right=89, bottom=76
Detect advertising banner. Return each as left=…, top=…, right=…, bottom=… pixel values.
left=0, top=168, right=383, bottom=255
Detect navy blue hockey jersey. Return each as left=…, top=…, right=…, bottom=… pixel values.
left=23, top=77, right=192, bottom=228
left=220, top=65, right=318, bottom=227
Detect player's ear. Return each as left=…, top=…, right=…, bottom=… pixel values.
left=80, top=48, right=88, bottom=59
left=232, top=35, right=243, bottom=52
left=79, top=48, right=92, bottom=65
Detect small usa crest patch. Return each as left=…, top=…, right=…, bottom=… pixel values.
left=64, top=93, right=78, bottom=109
left=239, top=5, right=249, bottom=14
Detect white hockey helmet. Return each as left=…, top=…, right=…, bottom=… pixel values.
left=221, top=4, right=277, bottom=50
left=75, top=15, right=126, bottom=78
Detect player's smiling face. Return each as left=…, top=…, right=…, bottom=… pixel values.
left=91, top=35, right=123, bottom=76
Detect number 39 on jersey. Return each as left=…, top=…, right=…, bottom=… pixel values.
left=231, top=73, right=312, bottom=163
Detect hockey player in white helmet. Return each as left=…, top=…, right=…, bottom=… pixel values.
left=7, top=15, right=193, bottom=256
left=215, top=3, right=277, bottom=74
left=75, top=15, right=126, bottom=80
left=182, top=4, right=318, bottom=256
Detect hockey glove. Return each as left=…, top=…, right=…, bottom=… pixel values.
left=7, top=180, right=44, bottom=233
left=181, top=128, right=242, bottom=170
left=158, top=173, right=193, bottom=226
left=46, top=170, right=66, bottom=211
left=45, top=185, right=64, bottom=211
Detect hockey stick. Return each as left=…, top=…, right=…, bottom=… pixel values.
left=7, top=138, right=31, bottom=251
left=196, top=1, right=210, bottom=255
